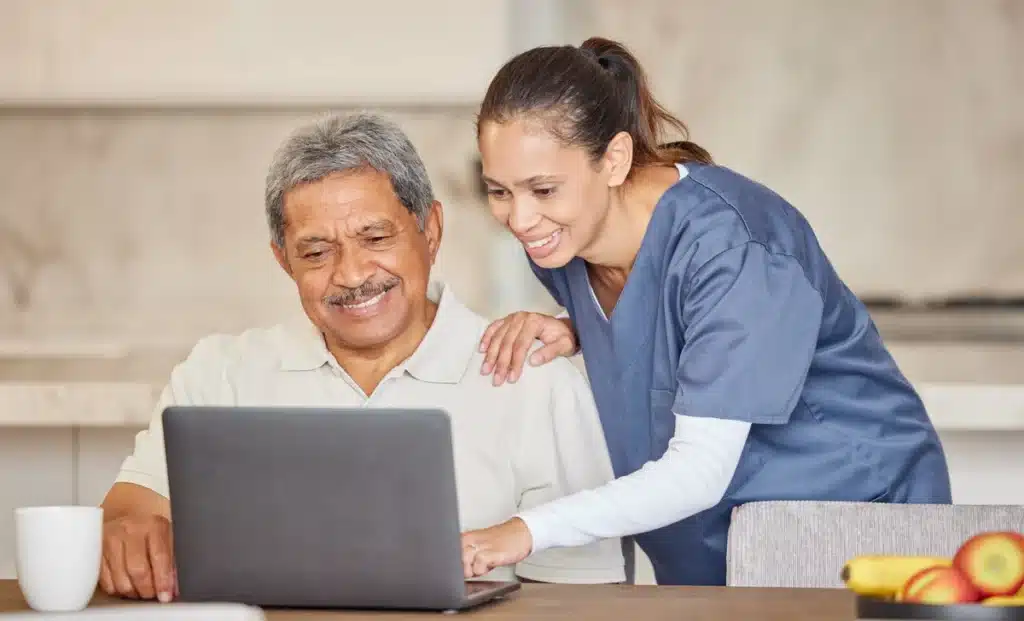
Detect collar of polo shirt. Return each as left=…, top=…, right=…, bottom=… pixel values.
left=277, top=281, right=482, bottom=384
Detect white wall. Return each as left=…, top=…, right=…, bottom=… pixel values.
left=0, top=0, right=510, bottom=105
left=566, top=0, right=1024, bottom=303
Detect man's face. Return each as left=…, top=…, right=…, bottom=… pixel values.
left=272, top=169, right=442, bottom=352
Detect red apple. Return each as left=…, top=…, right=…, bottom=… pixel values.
left=901, top=565, right=982, bottom=604
left=953, top=532, right=1024, bottom=597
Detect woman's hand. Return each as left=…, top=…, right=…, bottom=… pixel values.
left=461, top=518, right=534, bottom=578
left=479, top=312, right=577, bottom=386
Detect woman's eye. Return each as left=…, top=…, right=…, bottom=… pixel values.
left=534, top=187, right=555, bottom=197
left=487, top=188, right=509, bottom=199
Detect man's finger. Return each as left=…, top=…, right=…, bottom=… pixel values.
left=106, top=538, right=138, bottom=598
left=123, top=534, right=156, bottom=600
left=170, top=527, right=179, bottom=597
left=99, top=557, right=115, bottom=595
left=147, top=528, right=175, bottom=603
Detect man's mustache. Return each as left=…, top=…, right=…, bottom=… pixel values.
left=322, top=278, right=400, bottom=306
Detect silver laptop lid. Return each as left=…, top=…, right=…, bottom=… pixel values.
left=162, top=406, right=468, bottom=610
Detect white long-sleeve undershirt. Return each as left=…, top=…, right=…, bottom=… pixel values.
left=516, top=413, right=752, bottom=552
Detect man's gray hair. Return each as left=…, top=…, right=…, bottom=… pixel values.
left=265, top=112, right=435, bottom=246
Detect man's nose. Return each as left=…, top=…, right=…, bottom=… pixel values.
left=329, top=248, right=375, bottom=289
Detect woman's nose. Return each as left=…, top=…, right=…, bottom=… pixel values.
left=507, top=201, right=540, bottom=235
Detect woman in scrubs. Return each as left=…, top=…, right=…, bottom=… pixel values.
left=460, top=37, right=952, bottom=586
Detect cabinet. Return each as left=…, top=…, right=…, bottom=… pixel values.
left=0, top=426, right=141, bottom=579
left=0, top=429, right=74, bottom=579
left=76, top=428, right=142, bottom=508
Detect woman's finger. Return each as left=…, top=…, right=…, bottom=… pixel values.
left=528, top=337, right=574, bottom=366
left=478, top=318, right=505, bottom=354
left=481, top=322, right=511, bottom=375
left=492, top=317, right=527, bottom=386
left=461, top=539, right=483, bottom=578
left=507, top=318, right=543, bottom=383
left=472, top=551, right=496, bottom=578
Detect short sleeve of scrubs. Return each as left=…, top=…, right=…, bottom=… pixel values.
left=673, top=241, right=824, bottom=425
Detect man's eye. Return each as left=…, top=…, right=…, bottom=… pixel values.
left=487, top=188, right=509, bottom=199
left=367, top=236, right=388, bottom=244
left=534, top=187, right=555, bottom=197
left=304, top=251, right=325, bottom=259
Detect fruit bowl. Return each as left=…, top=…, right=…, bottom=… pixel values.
left=856, top=595, right=1024, bottom=620
left=844, top=531, right=1024, bottom=619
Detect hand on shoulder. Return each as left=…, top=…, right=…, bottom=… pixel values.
left=478, top=312, right=578, bottom=386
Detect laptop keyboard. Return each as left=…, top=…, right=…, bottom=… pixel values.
left=465, top=581, right=504, bottom=595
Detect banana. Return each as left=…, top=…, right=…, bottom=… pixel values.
left=841, top=555, right=952, bottom=598
left=983, top=596, right=1024, bottom=607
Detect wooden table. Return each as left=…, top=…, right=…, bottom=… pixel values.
left=0, top=580, right=857, bottom=620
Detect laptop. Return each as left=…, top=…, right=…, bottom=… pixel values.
left=162, top=406, right=521, bottom=612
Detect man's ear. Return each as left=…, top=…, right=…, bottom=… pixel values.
left=271, top=241, right=292, bottom=276
left=424, top=201, right=443, bottom=265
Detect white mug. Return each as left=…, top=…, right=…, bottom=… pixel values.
left=15, top=505, right=103, bottom=612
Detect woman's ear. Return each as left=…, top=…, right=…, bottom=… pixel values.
left=603, top=131, right=634, bottom=188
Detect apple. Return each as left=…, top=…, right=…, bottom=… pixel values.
left=901, top=566, right=981, bottom=604
left=953, top=531, right=1024, bottom=597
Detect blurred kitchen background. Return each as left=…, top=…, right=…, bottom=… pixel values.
left=1, top=0, right=1022, bottom=583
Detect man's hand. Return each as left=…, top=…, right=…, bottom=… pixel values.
left=99, top=514, right=177, bottom=603
left=461, top=518, right=534, bottom=578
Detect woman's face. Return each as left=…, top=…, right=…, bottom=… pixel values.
left=478, top=117, right=630, bottom=269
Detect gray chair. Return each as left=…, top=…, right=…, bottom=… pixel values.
left=726, top=501, right=1024, bottom=587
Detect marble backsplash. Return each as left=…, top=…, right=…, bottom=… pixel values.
left=0, top=108, right=551, bottom=345
left=2, top=0, right=1023, bottom=349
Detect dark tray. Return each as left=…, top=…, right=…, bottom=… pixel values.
left=858, top=596, right=1024, bottom=620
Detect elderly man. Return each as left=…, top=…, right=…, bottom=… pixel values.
left=98, top=112, right=625, bottom=602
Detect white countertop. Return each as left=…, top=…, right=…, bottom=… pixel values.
left=0, top=382, right=160, bottom=426
left=0, top=380, right=1022, bottom=430
left=916, top=383, right=1024, bottom=431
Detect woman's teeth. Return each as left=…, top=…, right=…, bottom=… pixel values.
left=343, top=290, right=386, bottom=309
left=526, top=230, right=561, bottom=249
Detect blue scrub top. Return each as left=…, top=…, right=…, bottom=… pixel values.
left=529, top=163, right=952, bottom=586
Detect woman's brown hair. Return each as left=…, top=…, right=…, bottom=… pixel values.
left=477, top=36, right=713, bottom=170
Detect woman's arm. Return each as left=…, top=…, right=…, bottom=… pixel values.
left=520, top=414, right=751, bottom=551
left=462, top=242, right=824, bottom=576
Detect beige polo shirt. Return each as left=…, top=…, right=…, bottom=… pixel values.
left=115, top=281, right=624, bottom=584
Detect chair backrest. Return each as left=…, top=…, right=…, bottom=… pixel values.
left=726, top=501, right=1024, bottom=588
